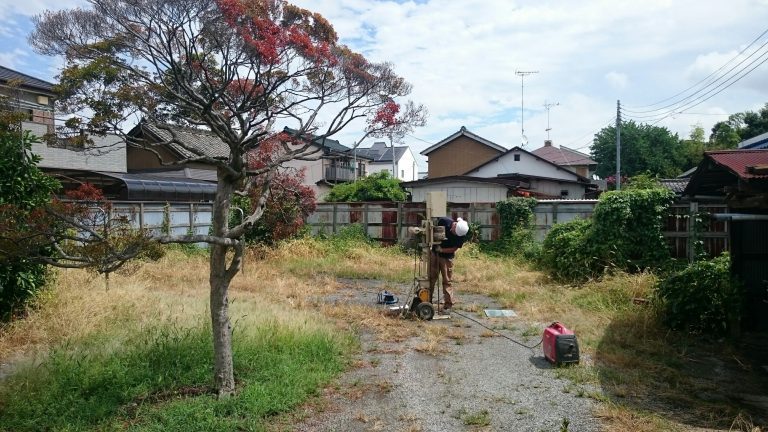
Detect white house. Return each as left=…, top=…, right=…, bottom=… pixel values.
left=353, top=141, right=418, bottom=181
left=465, top=146, right=594, bottom=199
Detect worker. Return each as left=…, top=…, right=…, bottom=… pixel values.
left=430, top=216, right=469, bottom=310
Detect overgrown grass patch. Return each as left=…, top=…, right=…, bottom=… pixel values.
left=0, top=319, right=350, bottom=431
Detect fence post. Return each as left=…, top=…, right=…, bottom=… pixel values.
left=189, top=203, right=195, bottom=235
left=552, top=201, right=559, bottom=225
left=363, top=203, right=369, bottom=237
left=396, top=202, right=403, bottom=243
left=687, top=201, right=698, bottom=262
left=332, top=203, right=337, bottom=234
left=139, top=202, right=145, bottom=230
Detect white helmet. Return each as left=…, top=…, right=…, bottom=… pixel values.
left=455, top=217, right=469, bottom=236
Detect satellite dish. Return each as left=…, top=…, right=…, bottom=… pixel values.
left=521, top=135, right=529, bottom=147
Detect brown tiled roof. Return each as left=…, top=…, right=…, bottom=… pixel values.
left=531, top=145, right=596, bottom=166
left=706, top=149, right=768, bottom=180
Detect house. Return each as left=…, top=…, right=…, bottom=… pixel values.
left=1, top=65, right=126, bottom=174
left=401, top=176, right=526, bottom=202
left=530, top=140, right=597, bottom=179
left=420, top=126, right=506, bottom=178
left=279, top=127, right=370, bottom=199
left=1, top=65, right=56, bottom=133
left=464, top=145, right=596, bottom=199
left=126, top=121, right=227, bottom=182
left=737, top=131, right=768, bottom=149
left=353, top=141, right=418, bottom=181
left=683, top=149, right=768, bottom=330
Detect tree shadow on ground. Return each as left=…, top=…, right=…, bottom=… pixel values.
left=595, top=312, right=768, bottom=429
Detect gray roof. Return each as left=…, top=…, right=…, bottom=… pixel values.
left=140, top=123, right=230, bottom=160
left=283, top=127, right=351, bottom=154
left=354, top=145, right=408, bottom=163
left=660, top=178, right=690, bottom=194
left=0, top=65, right=56, bottom=94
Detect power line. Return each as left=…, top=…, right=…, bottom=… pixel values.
left=623, top=48, right=768, bottom=125
left=622, top=33, right=768, bottom=116
left=624, top=26, right=768, bottom=111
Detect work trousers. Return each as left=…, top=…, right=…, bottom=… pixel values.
left=429, top=251, right=455, bottom=308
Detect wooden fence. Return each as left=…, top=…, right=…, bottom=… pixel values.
left=307, top=200, right=730, bottom=259
left=99, top=199, right=729, bottom=261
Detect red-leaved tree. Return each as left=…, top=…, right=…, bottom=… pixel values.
left=244, top=133, right=316, bottom=244
left=30, top=0, right=426, bottom=396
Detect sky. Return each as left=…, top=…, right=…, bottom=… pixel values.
left=3, top=0, right=768, bottom=170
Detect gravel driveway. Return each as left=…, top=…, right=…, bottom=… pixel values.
left=293, top=279, right=600, bottom=432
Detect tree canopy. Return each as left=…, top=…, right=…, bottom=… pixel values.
left=710, top=103, right=768, bottom=148
left=324, top=171, right=406, bottom=202
left=30, top=0, right=425, bottom=397
left=591, top=120, right=685, bottom=179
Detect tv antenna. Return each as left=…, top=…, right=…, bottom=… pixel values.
left=515, top=70, right=538, bottom=147
left=543, top=100, right=559, bottom=140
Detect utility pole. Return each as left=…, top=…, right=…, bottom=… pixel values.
left=616, top=100, right=622, bottom=191
left=543, top=100, right=559, bottom=140
left=515, top=70, right=538, bottom=147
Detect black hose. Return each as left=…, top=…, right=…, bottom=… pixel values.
left=450, top=309, right=543, bottom=352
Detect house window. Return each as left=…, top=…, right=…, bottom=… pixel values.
left=400, top=169, right=404, bottom=178
left=560, top=189, right=569, bottom=198
left=514, top=154, right=521, bottom=161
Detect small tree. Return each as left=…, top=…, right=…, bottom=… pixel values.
left=240, top=134, right=316, bottom=244
left=324, top=171, right=406, bottom=202
left=30, top=0, right=426, bottom=397
left=0, top=108, right=59, bottom=319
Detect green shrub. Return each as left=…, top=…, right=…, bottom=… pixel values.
left=324, top=171, right=405, bottom=202
left=591, top=188, right=674, bottom=271
left=655, top=253, right=740, bottom=335
left=539, top=188, right=674, bottom=283
left=539, top=218, right=595, bottom=282
left=487, top=197, right=537, bottom=257
left=0, top=110, right=60, bottom=320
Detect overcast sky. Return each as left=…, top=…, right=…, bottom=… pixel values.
left=3, top=0, right=768, bottom=169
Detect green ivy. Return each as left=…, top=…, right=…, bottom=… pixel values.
left=656, top=253, right=740, bottom=335
left=484, top=197, right=537, bottom=256
left=539, top=188, right=675, bottom=282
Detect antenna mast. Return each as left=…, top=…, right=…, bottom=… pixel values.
left=515, top=70, right=539, bottom=147
left=543, top=100, right=560, bottom=140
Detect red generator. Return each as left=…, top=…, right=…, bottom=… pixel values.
left=543, top=322, right=580, bottom=365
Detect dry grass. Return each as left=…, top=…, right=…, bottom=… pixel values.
left=3, top=238, right=761, bottom=432
left=0, top=248, right=349, bottom=367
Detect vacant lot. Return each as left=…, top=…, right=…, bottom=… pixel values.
left=1, top=237, right=766, bottom=431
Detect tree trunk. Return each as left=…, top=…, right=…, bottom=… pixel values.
left=210, top=242, right=235, bottom=397
left=209, top=170, right=237, bottom=398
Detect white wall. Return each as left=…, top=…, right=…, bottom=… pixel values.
left=468, top=149, right=580, bottom=181
left=365, top=146, right=418, bottom=181
left=528, top=178, right=586, bottom=199
left=26, top=122, right=127, bottom=173
left=407, top=181, right=510, bottom=202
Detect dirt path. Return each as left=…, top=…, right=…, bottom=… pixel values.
left=292, top=279, right=600, bottom=432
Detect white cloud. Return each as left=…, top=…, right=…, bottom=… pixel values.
left=0, top=48, right=29, bottom=70
left=8, top=0, right=768, bottom=157
left=605, top=72, right=628, bottom=90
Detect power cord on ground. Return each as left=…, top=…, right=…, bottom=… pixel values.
left=450, top=309, right=543, bottom=352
